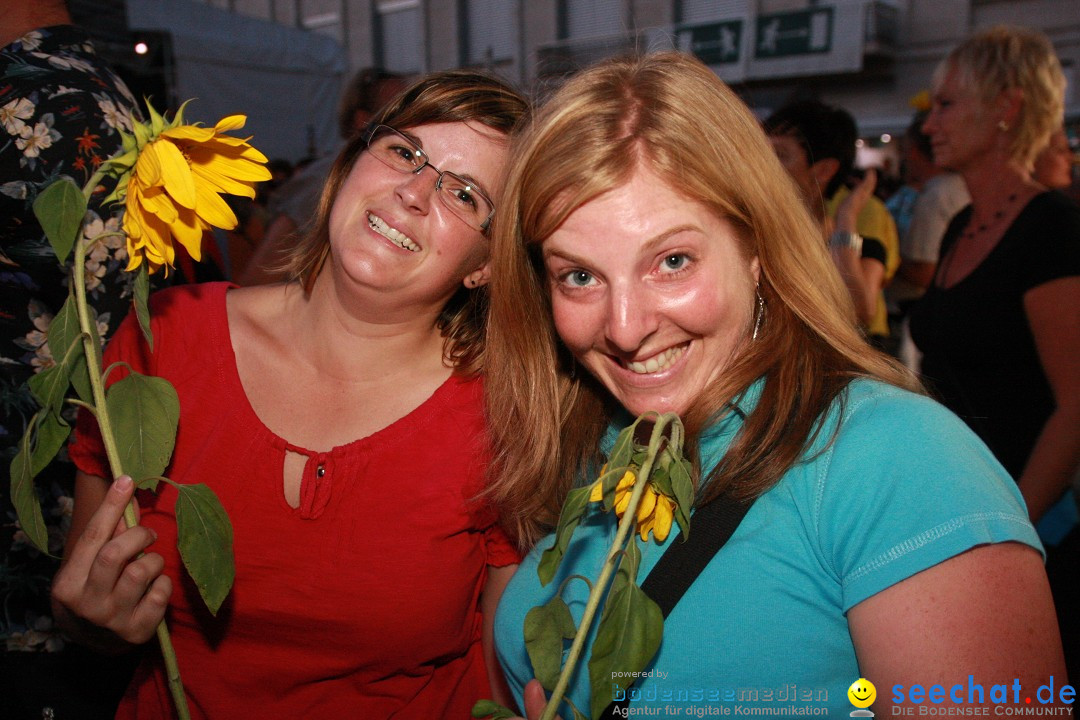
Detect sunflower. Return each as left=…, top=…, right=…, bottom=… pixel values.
left=108, top=102, right=271, bottom=275
left=590, top=468, right=675, bottom=542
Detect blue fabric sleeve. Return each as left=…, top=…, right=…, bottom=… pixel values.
left=810, top=386, right=1043, bottom=612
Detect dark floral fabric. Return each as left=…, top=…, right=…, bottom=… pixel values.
left=0, top=25, right=142, bottom=654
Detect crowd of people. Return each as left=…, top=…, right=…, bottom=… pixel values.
left=2, top=2, right=1077, bottom=717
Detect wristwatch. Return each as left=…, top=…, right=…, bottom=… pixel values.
left=828, top=230, right=863, bottom=254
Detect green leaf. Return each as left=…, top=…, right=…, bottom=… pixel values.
left=132, top=116, right=151, bottom=149
left=146, top=99, right=166, bottom=136
left=606, top=423, right=636, bottom=471
left=134, top=263, right=153, bottom=351
left=613, top=534, right=642, bottom=591
left=30, top=411, right=71, bottom=478
left=669, top=457, right=694, bottom=540
left=524, top=594, right=578, bottom=690
left=105, top=372, right=179, bottom=489
left=587, top=581, right=663, bottom=720
left=46, top=293, right=83, bottom=371
left=647, top=462, right=671, bottom=500
left=174, top=483, right=235, bottom=615
left=32, top=178, right=86, bottom=264
left=537, top=485, right=593, bottom=586
left=565, top=697, right=588, bottom=720
left=29, top=293, right=88, bottom=410
left=9, top=417, right=51, bottom=554
left=471, top=700, right=518, bottom=719
left=28, top=364, right=71, bottom=417
left=54, top=291, right=96, bottom=404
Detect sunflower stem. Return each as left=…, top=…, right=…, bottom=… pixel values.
left=72, top=200, right=192, bottom=720
left=81, top=164, right=112, bottom=203
left=539, top=414, right=676, bottom=720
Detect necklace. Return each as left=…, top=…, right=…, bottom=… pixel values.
left=959, top=192, right=1018, bottom=242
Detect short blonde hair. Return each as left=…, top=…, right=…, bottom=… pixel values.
left=934, top=25, right=1065, bottom=167
left=485, top=52, right=917, bottom=547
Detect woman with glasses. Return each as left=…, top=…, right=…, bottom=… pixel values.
left=52, top=70, right=528, bottom=718
left=483, top=53, right=1063, bottom=718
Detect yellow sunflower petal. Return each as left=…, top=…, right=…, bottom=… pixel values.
left=614, top=486, right=632, bottom=516
left=193, top=181, right=238, bottom=230
left=189, top=147, right=272, bottom=181
left=190, top=160, right=258, bottom=199
left=162, top=124, right=216, bottom=143
left=124, top=245, right=143, bottom=272
left=133, top=139, right=163, bottom=188
left=154, top=139, right=197, bottom=209
left=636, top=486, right=657, bottom=523
left=168, top=206, right=204, bottom=261
left=651, top=498, right=674, bottom=542
left=213, top=114, right=247, bottom=133
left=139, top=185, right=179, bottom=224
left=196, top=136, right=270, bottom=163
left=123, top=185, right=171, bottom=271
left=589, top=480, right=604, bottom=503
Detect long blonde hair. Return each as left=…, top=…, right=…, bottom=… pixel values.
left=485, top=52, right=918, bottom=548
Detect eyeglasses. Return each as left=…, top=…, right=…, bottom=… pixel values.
left=365, top=124, right=496, bottom=232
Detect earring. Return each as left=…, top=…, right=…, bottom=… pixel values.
left=752, top=287, right=765, bottom=341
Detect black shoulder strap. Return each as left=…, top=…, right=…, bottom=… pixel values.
left=598, top=494, right=753, bottom=719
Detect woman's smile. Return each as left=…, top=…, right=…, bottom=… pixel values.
left=543, top=163, right=759, bottom=417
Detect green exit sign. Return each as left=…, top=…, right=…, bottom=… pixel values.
left=677, top=20, right=743, bottom=65
left=755, top=7, right=834, bottom=58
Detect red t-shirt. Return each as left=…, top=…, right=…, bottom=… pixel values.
left=70, top=282, right=518, bottom=719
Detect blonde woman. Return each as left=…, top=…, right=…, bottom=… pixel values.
left=484, top=53, right=1063, bottom=718
left=910, top=24, right=1080, bottom=679
left=53, top=71, right=527, bottom=718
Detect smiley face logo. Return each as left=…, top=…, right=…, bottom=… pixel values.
left=848, top=678, right=877, bottom=709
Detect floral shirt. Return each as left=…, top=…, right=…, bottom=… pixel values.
left=0, top=25, right=141, bottom=652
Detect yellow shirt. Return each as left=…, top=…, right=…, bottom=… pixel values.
left=827, top=187, right=900, bottom=338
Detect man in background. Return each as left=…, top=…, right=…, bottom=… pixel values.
left=764, top=100, right=900, bottom=351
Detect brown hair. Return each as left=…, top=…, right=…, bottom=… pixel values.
left=484, top=52, right=918, bottom=548
left=934, top=25, right=1065, bottom=167
left=282, top=69, right=529, bottom=373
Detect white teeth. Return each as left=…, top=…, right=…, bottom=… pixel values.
left=368, top=213, right=420, bottom=252
left=626, top=345, right=685, bottom=374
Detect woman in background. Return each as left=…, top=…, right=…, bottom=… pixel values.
left=910, top=25, right=1079, bottom=675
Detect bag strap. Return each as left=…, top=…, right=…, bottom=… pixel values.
left=598, top=493, right=753, bottom=719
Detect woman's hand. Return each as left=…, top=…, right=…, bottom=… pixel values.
left=498, top=680, right=562, bottom=720
left=523, top=680, right=557, bottom=720
left=51, top=474, right=171, bottom=653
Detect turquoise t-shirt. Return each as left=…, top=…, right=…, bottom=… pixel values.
left=494, top=379, right=1042, bottom=716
